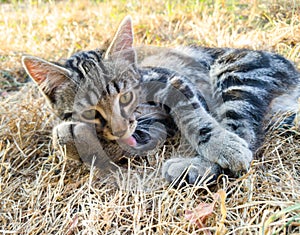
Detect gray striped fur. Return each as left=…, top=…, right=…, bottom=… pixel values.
left=22, top=16, right=300, bottom=184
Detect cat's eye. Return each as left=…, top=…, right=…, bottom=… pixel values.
left=119, top=92, right=133, bottom=105
left=81, top=108, right=107, bottom=127
left=81, top=109, right=96, bottom=120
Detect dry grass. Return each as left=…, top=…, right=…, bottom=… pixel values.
left=1, top=0, right=300, bottom=234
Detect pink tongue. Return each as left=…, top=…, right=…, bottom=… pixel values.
left=119, top=136, right=137, bottom=147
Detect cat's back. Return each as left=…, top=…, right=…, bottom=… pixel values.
left=136, top=45, right=300, bottom=114
left=137, top=45, right=299, bottom=85
left=136, top=46, right=218, bottom=80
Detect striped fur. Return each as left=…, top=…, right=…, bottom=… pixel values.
left=22, top=16, right=300, bottom=184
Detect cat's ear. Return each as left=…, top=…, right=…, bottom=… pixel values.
left=105, top=16, right=136, bottom=64
left=22, top=55, right=72, bottom=103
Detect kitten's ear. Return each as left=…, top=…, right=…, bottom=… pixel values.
left=105, top=16, right=136, bottom=64
left=22, top=55, right=72, bottom=104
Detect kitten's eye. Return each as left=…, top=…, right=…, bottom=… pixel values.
left=81, top=109, right=96, bottom=120
left=119, top=92, right=133, bottom=105
left=81, top=108, right=107, bottom=127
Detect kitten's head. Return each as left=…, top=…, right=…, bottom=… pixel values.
left=22, top=16, right=141, bottom=146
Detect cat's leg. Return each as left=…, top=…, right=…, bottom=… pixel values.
left=144, top=70, right=252, bottom=183
left=134, top=103, right=223, bottom=184
left=53, top=122, right=119, bottom=173
left=161, top=121, right=252, bottom=184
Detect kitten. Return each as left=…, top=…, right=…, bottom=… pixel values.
left=22, top=16, right=300, bottom=184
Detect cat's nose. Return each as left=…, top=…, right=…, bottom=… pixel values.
left=113, top=129, right=127, bottom=137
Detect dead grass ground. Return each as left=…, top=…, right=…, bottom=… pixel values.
left=0, top=0, right=300, bottom=234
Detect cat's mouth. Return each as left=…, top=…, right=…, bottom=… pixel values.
left=118, top=136, right=137, bottom=147
left=104, top=132, right=138, bottom=147
left=117, top=117, right=156, bottom=149
left=118, top=129, right=152, bottom=147
left=116, top=122, right=152, bottom=148
left=107, top=119, right=139, bottom=147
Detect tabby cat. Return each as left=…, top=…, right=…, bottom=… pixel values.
left=22, top=16, right=300, bottom=184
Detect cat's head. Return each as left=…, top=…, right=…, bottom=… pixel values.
left=22, top=16, right=141, bottom=146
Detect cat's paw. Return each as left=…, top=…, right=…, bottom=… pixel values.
left=202, top=129, right=253, bottom=174
left=53, top=122, right=81, bottom=161
left=53, top=122, right=119, bottom=171
left=162, top=157, right=222, bottom=185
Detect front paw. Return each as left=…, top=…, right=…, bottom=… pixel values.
left=162, top=157, right=221, bottom=185
left=53, top=122, right=120, bottom=172
left=53, top=122, right=81, bottom=161
left=201, top=129, right=253, bottom=174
